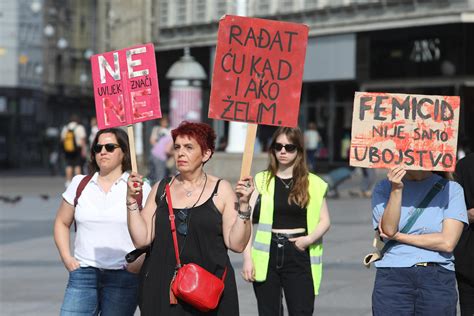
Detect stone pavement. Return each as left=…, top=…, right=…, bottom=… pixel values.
left=0, top=170, right=380, bottom=315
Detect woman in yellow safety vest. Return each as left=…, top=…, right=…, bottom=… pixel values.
left=242, top=127, right=331, bottom=316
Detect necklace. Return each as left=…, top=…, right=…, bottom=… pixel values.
left=180, top=173, right=205, bottom=197
left=279, top=177, right=293, bottom=189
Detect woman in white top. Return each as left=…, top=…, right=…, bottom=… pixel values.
left=54, top=127, right=151, bottom=316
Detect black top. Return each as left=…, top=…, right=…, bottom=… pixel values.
left=453, top=154, right=474, bottom=279
left=138, top=180, right=239, bottom=316
left=272, top=176, right=307, bottom=230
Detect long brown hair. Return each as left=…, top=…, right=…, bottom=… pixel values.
left=266, top=127, right=310, bottom=208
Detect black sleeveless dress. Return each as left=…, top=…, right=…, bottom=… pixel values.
left=139, top=180, right=239, bottom=315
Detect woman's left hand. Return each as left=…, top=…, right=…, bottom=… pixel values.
left=235, top=176, right=254, bottom=204
left=289, top=236, right=312, bottom=251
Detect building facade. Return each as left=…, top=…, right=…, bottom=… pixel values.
left=152, top=0, right=474, bottom=164
left=0, top=0, right=152, bottom=168
left=0, top=0, right=46, bottom=168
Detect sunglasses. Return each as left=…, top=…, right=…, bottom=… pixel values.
left=93, top=143, right=121, bottom=153
left=273, top=143, right=297, bottom=153
left=176, top=208, right=190, bottom=236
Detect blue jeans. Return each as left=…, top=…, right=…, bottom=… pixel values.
left=60, top=267, right=139, bottom=316
left=372, top=266, right=458, bottom=316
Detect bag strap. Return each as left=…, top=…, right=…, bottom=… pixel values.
left=165, top=183, right=228, bottom=281
left=74, top=175, right=93, bottom=207
left=165, top=183, right=182, bottom=267
left=381, top=177, right=448, bottom=255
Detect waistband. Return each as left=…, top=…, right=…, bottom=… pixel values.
left=271, top=232, right=307, bottom=239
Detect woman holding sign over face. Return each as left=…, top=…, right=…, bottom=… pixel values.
left=126, top=121, right=253, bottom=315
left=371, top=166, right=468, bottom=315
left=241, top=127, right=331, bottom=316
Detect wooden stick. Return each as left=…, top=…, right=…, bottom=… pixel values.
left=127, top=125, right=138, bottom=173
left=240, top=123, right=258, bottom=179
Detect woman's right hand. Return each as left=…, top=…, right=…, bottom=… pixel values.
left=63, top=255, right=80, bottom=272
left=127, top=172, right=144, bottom=202
left=387, top=166, right=406, bottom=191
left=241, top=258, right=255, bottom=282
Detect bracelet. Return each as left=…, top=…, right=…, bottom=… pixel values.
left=126, top=200, right=137, bottom=206
left=127, top=204, right=139, bottom=212
left=237, top=205, right=251, bottom=220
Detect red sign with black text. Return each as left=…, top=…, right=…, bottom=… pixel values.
left=90, top=43, right=161, bottom=129
left=209, top=15, right=308, bottom=127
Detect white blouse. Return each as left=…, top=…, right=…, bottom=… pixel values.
left=63, top=172, right=151, bottom=269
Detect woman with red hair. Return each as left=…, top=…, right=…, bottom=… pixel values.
left=126, top=121, right=253, bottom=315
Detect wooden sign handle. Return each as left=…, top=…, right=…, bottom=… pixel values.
left=127, top=125, right=138, bottom=173
left=240, top=123, right=258, bottom=179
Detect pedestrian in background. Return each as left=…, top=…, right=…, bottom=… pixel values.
left=372, top=166, right=468, bottom=315
left=88, top=117, right=99, bottom=149
left=148, top=116, right=171, bottom=184
left=242, top=127, right=331, bottom=316
left=304, top=121, right=320, bottom=171
left=54, top=127, right=151, bottom=316
left=127, top=121, right=253, bottom=315
left=61, top=114, right=87, bottom=187
left=454, top=153, right=474, bottom=316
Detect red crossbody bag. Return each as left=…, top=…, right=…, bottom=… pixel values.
left=165, top=184, right=227, bottom=312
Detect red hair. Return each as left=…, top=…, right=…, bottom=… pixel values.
left=171, top=121, right=216, bottom=161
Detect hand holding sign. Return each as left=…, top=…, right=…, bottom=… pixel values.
left=350, top=92, right=460, bottom=171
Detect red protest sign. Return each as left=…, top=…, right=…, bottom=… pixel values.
left=350, top=92, right=460, bottom=171
left=209, top=15, right=308, bottom=127
left=91, top=43, right=161, bottom=129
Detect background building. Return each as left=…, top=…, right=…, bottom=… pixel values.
left=1, top=0, right=472, bottom=169
left=153, top=0, right=474, bottom=165
left=0, top=0, right=151, bottom=168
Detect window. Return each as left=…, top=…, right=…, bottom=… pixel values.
left=194, top=0, right=207, bottom=22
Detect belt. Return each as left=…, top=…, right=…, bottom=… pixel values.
left=272, top=232, right=307, bottom=239
left=414, top=262, right=438, bottom=267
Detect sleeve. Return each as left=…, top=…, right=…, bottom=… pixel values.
left=149, top=126, right=158, bottom=144
left=443, top=181, right=468, bottom=225
left=62, top=175, right=87, bottom=205
left=371, top=180, right=389, bottom=230
left=60, top=126, right=67, bottom=140
left=76, top=125, right=87, bottom=140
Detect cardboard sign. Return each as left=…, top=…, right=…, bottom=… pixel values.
left=91, top=43, right=161, bottom=129
left=350, top=92, right=460, bottom=171
left=209, top=15, right=308, bottom=127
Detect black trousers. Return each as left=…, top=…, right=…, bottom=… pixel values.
left=456, top=270, right=474, bottom=316
left=253, top=236, right=315, bottom=316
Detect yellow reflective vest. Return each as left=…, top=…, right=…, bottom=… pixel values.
left=251, top=171, right=328, bottom=295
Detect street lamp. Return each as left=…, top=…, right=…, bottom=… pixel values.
left=30, top=0, right=42, bottom=14
left=84, top=49, right=94, bottom=60
left=57, top=38, right=68, bottom=50
left=44, top=24, right=55, bottom=37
